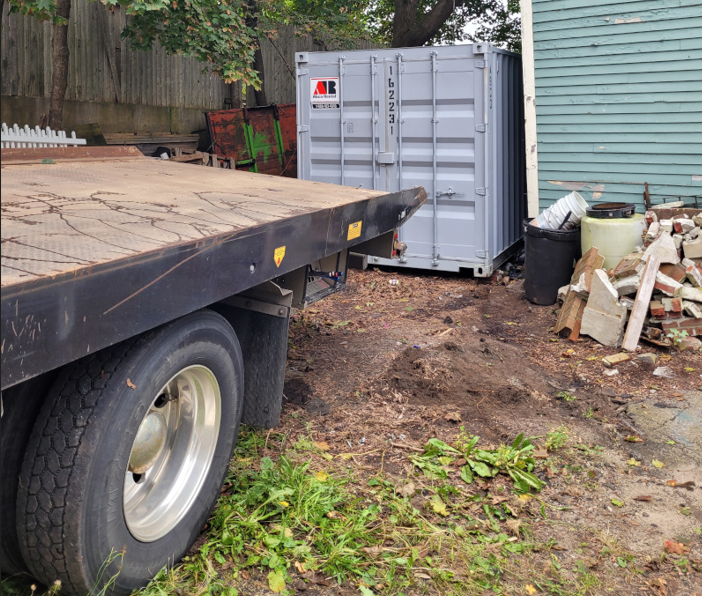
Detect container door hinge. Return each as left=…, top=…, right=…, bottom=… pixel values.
left=296, top=68, right=309, bottom=76
left=377, top=152, right=395, bottom=165
left=475, top=124, right=487, bottom=133
left=475, top=60, right=486, bottom=69
left=476, top=188, right=487, bottom=196
left=298, top=125, right=309, bottom=133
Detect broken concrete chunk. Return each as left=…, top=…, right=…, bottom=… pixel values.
left=651, top=201, right=685, bottom=210
left=557, top=285, right=569, bottom=302
left=675, top=285, right=702, bottom=303
left=673, top=234, right=684, bottom=250
left=636, top=353, right=657, bottom=365
left=555, top=248, right=606, bottom=340
left=654, top=271, right=683, bottom=296
left=581, top=270, right=629, bottom=347
left=674, top=219, right=696, bottom=234
left=570, top=272, right=591, bottom=298
left=682, top=261, right=702, bottom=288
left=582, top=308, right=627, bottom=347
left=643, top=232, right=680, bottom=265
left=620, top=296, right=635, bottom=310
left=645, top=222, right=660, bottom=243
left=677, top=336, right=702, bottom=351
left=645, top=210, right=657, bottom=225
left=683, top=300, right=702, bottom=319
left=694, top=214, right=702, bottom=227
left=659, top=219, right=673, bottom=233
left=683, top=235, right=702, bottom=260
left=611, top=275, right=640, bottom=296
left=587, top=270, right=626, bottom=316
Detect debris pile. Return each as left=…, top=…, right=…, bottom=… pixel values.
left=556, top=207, right=702, bottom=352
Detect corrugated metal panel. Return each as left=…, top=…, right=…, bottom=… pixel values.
left=532, top=0, right=702, bottom=209
left=297, top=44, right=525, bottom=276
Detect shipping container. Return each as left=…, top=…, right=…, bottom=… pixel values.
left=296, top=44, right=526, bottom=276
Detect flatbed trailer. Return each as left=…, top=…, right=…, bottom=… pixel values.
left=0, top=147, right=426, bottom=595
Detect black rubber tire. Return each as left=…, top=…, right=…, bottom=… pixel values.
left=16, top=310, right=244, bottom=595
left=1, top=371, right=58, bottom=576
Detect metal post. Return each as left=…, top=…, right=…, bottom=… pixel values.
left=396, top=53, right=404, bottom=191
left=396, top=53, right=406, bottom=262
left=339, top=56, right=346, bottom=186
left=371, top=55, right=377, bottom=190
left=430, top=51, right=439, bottom=267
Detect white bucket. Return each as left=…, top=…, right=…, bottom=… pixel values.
left=535, top=191, right=589, bottom=230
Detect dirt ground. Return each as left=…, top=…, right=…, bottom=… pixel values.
left=273, top=265, right=702, bottom=596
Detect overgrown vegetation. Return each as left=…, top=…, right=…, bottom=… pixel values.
left=1, top=426, right=657, bottom=596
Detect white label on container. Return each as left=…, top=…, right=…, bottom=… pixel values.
left=311, top=77, right=340, bottom=109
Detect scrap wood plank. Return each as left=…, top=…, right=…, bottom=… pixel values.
left=622, top=255, right=661, bottom=352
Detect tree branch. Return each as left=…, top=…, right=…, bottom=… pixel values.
left=406, top=0, right=466, bottom=47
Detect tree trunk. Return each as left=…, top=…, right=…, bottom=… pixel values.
left=252, top=45, right=267, bottom=106
left=245, top=0, right=267, bottom=106
left=48, top=0, right=71, bottom=130
left=392, top=0, right=419, bottom=48
left=393, top=0, right=464, bottom=48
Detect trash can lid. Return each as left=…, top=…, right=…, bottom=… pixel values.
left=586, top=202, right=636, bottom=219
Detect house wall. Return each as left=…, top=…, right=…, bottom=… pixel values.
left=525, top=0, right=702, bottom=213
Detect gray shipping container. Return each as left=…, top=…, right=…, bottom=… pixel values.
left=296, top=44, right=526, bottom=276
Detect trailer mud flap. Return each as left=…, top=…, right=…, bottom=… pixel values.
left=213, top=282, right=292, bottom=428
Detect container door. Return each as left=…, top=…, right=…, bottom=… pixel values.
left=389, top=50, right=484, bottom=265
left=299, top=54, right=381, bottom=190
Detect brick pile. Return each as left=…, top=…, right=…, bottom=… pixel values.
left=556, top=208, right=702, bottom=351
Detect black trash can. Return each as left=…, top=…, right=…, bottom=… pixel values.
left=523, top=218, right=581, bottom=306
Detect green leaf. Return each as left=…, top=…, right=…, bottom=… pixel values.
left=509, top=469, right=543, bottom=492
left=429, top=495, right=449, bottom=517
left=426, top=438, right=461, bottom=454
left=611, top=498, right=624, bottom=507
left=359, top=587, right=375, bottom=596
left=468, top=460, right=493, bottom=478
left=267, top=569, right=286, bottom=593
left=460, top=465, right=474, bottom=485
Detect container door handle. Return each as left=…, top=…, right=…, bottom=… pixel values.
left=436, top=187, right=464, bottom=198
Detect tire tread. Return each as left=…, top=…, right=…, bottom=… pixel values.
left=18, top=339, right=139, bottom=593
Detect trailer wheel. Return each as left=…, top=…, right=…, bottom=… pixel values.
left=16, top=310, right=244, bottom=595
left=0, top=371, right=58, bottom=575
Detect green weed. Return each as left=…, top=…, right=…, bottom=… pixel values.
left=546, top=426, right=570, bottom=452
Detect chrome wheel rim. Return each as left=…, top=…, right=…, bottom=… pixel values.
left=123, top=365, right=221, bottom=542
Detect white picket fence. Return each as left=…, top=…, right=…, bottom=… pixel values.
left=1, top=123, right=87, bottom=148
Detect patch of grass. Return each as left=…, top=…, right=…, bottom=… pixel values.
left=557, top=391, right=577, bottom=402
left=545, top=426, right=570, bottom=452
left=137, top=428, right=581, bottom=596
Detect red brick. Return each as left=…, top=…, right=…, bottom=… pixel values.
left=660, top=318, right=702, bottom=336
left=659, top=263, right=687, bottom=283
left=610, top=255, right=645, bottom=280
left=650, top=301, right=665, bottom=317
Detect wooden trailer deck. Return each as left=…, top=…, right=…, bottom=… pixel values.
left=1, top=150, right=426, bottom=389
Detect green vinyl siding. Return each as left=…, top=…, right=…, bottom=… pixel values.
left=532, top=0, right=702, bottom=210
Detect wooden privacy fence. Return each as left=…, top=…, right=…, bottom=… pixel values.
left=1, top=0, right=373, bottom=110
